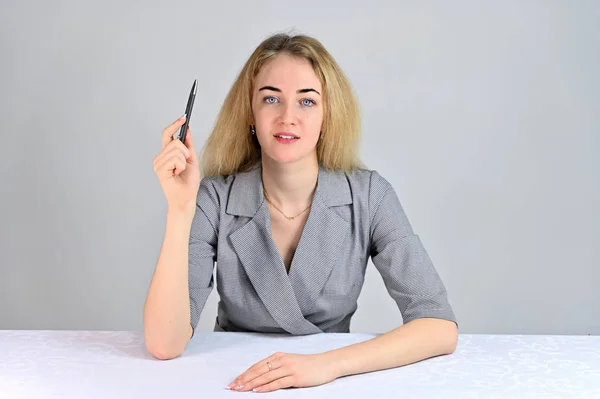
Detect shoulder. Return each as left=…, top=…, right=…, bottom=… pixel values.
left=343, top=167, right=394, bottom=207
left=199, top=173, right=234, bottom=196
left=196, top=167, right=259, bottom=215
left=345, top=167, right=392, bottom=190
left=199, top=164, right=260, bottom=196
left=194, top=173, right=235, bottom=215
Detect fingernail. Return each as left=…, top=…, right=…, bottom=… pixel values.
left=180, top=114, right=186, bottom=120
left=235, top=385, right=244, bottom=390
left=253, top=387, right=262, bottom=392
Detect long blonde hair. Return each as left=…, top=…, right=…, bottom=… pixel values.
left=199, top=32, right=366, bottom=178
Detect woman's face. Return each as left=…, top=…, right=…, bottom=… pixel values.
left=251, top=53, right=323, bottom=165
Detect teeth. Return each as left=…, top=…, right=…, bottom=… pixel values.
left=277, top=135, right=295, bottom=139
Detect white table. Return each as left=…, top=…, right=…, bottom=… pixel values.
left=1, top=330, right=599, bottom=398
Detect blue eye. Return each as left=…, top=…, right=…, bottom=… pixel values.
left=264, top=96, right=278, bottom=104
left=301, top=98, right=316, bottom=107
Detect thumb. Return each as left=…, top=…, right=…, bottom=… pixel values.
left=183, top=126, right=195, bottom=150
left=184, top=127, right=198, bottom=165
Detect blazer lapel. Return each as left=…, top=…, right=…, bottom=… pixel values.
left=287, top=166, right=352, bottom=315
left=226, top=163, right=352, bottom=335
left=227, top=165, right=321, bottom=334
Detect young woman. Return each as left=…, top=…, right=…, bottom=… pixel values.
left=144, top=32, right=458, bottom=393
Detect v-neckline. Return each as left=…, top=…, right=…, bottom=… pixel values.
left=226, top=163, right=352, bottom=334
left=260, top=167, right=321, bottom=277
left=266, top=205, right=313, bottom=275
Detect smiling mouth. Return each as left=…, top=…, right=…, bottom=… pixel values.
left=274, top=134, right=299, bottom=139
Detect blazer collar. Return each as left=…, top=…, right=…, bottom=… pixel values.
left=226, top=161, right=354, bottom=334
left=226, top=162, right=352, bottom=217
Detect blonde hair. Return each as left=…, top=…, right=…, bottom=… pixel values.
left=199, top=32, right=366, bottom=178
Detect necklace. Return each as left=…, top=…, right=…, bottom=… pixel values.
left=263, top=186, right=316, bottom=220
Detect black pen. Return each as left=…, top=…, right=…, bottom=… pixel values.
left=177, top=79, right=197, bottom=143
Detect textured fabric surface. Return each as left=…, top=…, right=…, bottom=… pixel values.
left=2, top=331, right=599, bottom=398
left=188, top=162, right=456, bottom=335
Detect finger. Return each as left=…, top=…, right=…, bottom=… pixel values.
left=166, top=139, right=192, bottom=159
left=154, top=140, right=191, bottom=167
left=183, top=128, right=199, bottom=166
left=161, top=114, right=187, bottom=149
left=253, top=376, right=295, bottom=393
left=177, top=138, right=192, bottom=159
left=230, top=366, right=263, bottom=390
left=153, top=147, right=188, bottom=174
left=238, top=367, right=289, bottom=392
left=156, top=155, right=186, bottom=179
left=154, top=153, right=186, bottom=179
left=183, top=126, right=195, bottom=150
left=173, top=155, right=187, bottom=175
left=230, top=353, right=283, bottom=389
left=240, top=353, right=283, bottom=384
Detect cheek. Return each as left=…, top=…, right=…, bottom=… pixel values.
left=254, top=106, right=277, bottom=125
left=307, top=109, right=324, bottom=131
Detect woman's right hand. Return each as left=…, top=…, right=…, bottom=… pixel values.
left=153, top=115, right=201, bottom=214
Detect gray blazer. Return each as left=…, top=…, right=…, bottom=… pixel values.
left=188, top=163, right=457, bottom=335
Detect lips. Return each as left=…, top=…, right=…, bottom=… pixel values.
left=273, top=132, right=299, bottom=139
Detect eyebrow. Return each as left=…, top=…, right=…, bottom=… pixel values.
left=258, top=85, right=321, bottom=96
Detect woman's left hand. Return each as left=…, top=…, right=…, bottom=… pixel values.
left=227, top=352, right=340, bottom=393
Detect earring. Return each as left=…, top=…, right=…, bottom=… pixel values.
left=250, top=125, right=256, bottom=135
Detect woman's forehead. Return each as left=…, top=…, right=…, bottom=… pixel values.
left=255, top=54, right=321, bottom=91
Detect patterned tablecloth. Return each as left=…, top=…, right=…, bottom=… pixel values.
left=1, top=330, right=599, bottom=398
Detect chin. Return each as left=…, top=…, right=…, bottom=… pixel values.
left=268, top=154, right=304, bottom=164
left=263, top=149, right=310, bottom=165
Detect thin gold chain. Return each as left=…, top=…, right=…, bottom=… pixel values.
left=263, top=186, right=315, bottom=220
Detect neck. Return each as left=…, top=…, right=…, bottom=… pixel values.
left=260, top=157, right=319, bottom=213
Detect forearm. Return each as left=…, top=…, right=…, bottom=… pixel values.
left=143, top=209, right=195, bottom=359
left=326, top=318, right=458, bottom=378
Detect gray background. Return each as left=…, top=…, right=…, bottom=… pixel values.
left=1, top=1, right=598, bottom=335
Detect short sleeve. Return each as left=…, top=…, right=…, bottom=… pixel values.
left=369, top=172, right=457, bottom=327
left=188, top=176, right=219, bottom=336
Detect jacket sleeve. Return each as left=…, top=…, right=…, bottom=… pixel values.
left=368, top=171, right=457, bottom=327
left=188, top=176, right=219, bottom=336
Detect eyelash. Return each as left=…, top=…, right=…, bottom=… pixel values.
left=263, top=96, right=316, bottom=107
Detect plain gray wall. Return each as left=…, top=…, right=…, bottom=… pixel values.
left=1, top=1, right=598, bottom=335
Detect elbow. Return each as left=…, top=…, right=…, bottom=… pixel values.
left=145, top=340, right=185, bottom=360
left=150, top=349, right=183, bottom=361
left=445, top=336, right=458, bottom=355
left=143, top=326, right=187, bottom=360
left=442, top=321, right=459, bottom=355
left=142, top=314, right=189, bottom=360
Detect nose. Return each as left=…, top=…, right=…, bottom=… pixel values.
left=279, top=101, right=297, bottom=126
